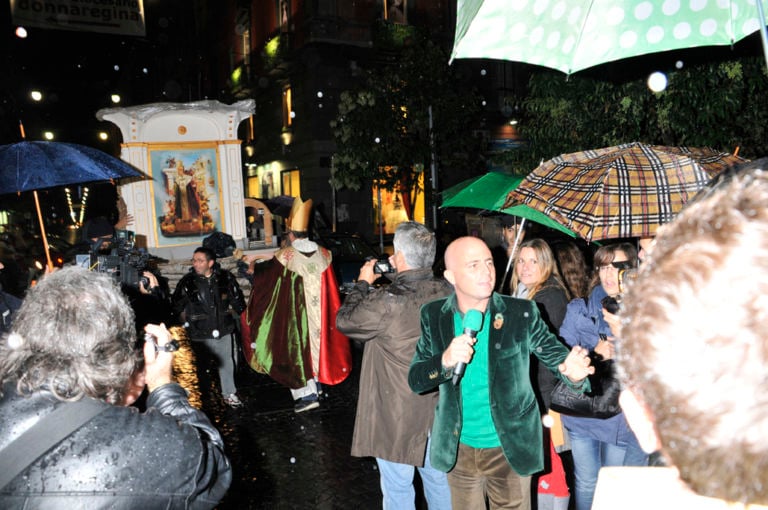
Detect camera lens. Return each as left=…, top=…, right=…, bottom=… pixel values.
left=601, top=295, right=621, bottom=314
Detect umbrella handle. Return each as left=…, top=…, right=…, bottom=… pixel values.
left=33, top=190, right=54, bottom=271
left=497, top=218, right=527, bottom=293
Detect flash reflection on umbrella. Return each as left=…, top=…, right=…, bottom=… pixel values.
left=451, top=0, right=768, bottom=74
left=504, top=142, right=747, bottom=242
left=0, top=141, right=145, bottom=268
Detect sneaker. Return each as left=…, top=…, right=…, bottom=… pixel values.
left=224, top=393, right=244, bottom=408
left=294, top=394, right=320, bottom=413
left=316, top=382, right=327, bottom=400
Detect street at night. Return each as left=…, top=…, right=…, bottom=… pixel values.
left=174, top=337, right=388, bottom=510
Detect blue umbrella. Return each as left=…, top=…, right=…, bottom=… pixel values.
left=0, top=141, right=143, bottom=195
left=0, top=141, right=145, bottom=268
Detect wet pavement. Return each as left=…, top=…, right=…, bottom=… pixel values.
left=175, top=336, right=387, bottom=510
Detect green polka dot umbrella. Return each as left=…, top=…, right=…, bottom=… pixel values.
left=452, top=0, right=768, bottom=74
left=503, top=142, right=747, bottom=242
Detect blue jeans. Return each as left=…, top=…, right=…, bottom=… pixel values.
left=376, top=438, right=451, bottom=510
left=568, top=428, right=647, bottom=510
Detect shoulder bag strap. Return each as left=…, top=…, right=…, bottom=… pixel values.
left=0, top=397, right=107, bottom=490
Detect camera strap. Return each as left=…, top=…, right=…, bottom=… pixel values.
left=0, top=397, right=107, bottom=490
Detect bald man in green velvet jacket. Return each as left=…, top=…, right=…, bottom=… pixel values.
left=409, top=236, right=593, bottom=510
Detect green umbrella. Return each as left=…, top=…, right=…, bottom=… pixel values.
left=441, top=172, right=577, bottom=238
left=451, top=0, right=768, bottom=74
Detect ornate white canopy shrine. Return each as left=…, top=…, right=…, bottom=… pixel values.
left=97, top=100, right=255, bottom=259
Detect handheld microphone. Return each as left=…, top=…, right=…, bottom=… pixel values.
left=452, top=309, right=483, bottom=385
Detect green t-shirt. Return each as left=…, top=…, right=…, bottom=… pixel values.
left=455, top=310, right=501, bottom=448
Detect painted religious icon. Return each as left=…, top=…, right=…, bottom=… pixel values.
left=150, top=145, right=222, bottom=245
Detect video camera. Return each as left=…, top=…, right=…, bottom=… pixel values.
left=79, top=230, right=156, bottom=289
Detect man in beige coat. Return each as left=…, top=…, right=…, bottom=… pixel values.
left=337, top=221, right=453, bottom=510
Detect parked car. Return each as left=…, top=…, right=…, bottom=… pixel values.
left=317, top=232, right=391, bottom=295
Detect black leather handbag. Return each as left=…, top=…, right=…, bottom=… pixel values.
left=550, top=357, right=622, bottom=419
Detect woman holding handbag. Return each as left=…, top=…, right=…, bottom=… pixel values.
left=558, top=242, right=647, bottom=510
left=511, top=238, right=572, bottom=510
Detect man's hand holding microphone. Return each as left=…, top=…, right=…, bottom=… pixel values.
left=441, top=309, right=483, bottom=385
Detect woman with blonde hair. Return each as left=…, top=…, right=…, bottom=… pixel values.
left=511, top=238, right=571, bottom=510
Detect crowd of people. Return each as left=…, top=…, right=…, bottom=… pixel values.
left=1, top=158, right=767, bottom=509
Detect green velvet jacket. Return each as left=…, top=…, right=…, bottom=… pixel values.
left=408, top=292, right=586, bottom=476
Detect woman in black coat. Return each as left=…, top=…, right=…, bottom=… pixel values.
left=511, top=238, right=572, bottom=510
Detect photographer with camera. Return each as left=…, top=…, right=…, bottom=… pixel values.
left=557, top=243, right=647, bottom=510
left=0, top=267, right=231, bottom=508
left=336, top=221, right=453, bottom=509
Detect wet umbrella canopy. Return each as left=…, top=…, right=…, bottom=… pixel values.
left=263, top=195, right=295, bottom=218
left=451, top=0, right=768, bottom=74
left=0, top=141, right=144, bottom=267
left=441, top=172, right=576, bottom=238
left=0, top=141, right=143, bottom=195
left=504, top=142, right=747, bottom=242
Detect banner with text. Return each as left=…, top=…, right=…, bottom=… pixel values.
left=10, top=0, right=145, bottom=37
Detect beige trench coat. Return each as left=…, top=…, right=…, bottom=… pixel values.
left=336, top=268, right=452, bottom=465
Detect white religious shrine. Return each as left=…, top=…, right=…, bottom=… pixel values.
left=97, top=100, right=255, bottom=260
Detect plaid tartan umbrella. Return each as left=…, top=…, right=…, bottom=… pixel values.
left=503, top=142, right=746, bottom=242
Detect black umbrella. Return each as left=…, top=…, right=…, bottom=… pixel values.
left=0, top=141, right=145, bottom=268
left=264, top=195, right=295, bottom=217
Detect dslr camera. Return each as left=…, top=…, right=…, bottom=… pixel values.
left=367, top=255, right=393, bottom=274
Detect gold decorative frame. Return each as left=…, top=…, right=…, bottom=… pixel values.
left=148, top=143, right=224, bottom=247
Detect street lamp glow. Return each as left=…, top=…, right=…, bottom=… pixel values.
left=111, top=94, right=121, bottom=104
left=43, top=131, right=54, bottom=140
left=15, top=26, right=28, bottom=38
left=30, top=90, right=42, bottom=101
left=98, top=132, right=109, bottom=141
left=648, top=72, right=668, bottom=92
